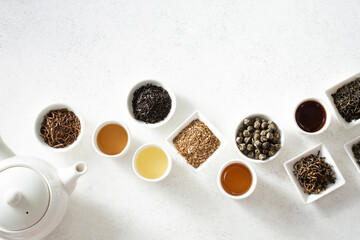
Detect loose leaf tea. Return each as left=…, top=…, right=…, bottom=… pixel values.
left=132, top=84, right=172, bottom=124
left=173, top=119, right=220, bottom=168
left=40, top=108, right=81, bottom=148
left=235, top=117, right=281, bottom=160
left=351, top=142, right=360, bottom=166
left=293, top=151, right=336, bottom=195
left=331, top=78, right=360, bottom=123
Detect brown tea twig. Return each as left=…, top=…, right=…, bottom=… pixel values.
left=293, top=151, right=336, bottom=195
left=40, top=108, right=81, bottom=148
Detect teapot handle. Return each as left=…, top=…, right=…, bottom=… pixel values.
left=0, top=135, right=15, bottom=161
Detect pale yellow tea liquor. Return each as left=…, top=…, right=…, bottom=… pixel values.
left=136, top=147, right=168, bottom=179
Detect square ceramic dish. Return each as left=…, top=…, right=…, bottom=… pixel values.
left=325, top=72, right=360, bottom=129
left=284, top=144, right=345, bottom=204
left=165, top=111, right=227, bottom=172
left=344, top=136, right=360, bottom=174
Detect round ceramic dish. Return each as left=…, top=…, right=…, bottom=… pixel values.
left=217, top=159, right=257, bottom=199
left=127, top=80, right=176, bottom=128
left=132, top=143, right=172, bottom=182
left=293, top=97, right=331, bottom=135
left=234, top=113, right=285, bottom=164
left=92, top=120, right=131, bottom=159
left=34, top=103, right=84, bottom=152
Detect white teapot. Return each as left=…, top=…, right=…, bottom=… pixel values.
left=0, top=136, right=87, bottom=240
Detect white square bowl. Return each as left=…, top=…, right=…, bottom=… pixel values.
left=165, top=111, right=227, bottom=172
left=325, top=72, right=360, bottom=129
left=283, top=144, right=346, bottom=204
left=344, top=136, right=360, bottom=174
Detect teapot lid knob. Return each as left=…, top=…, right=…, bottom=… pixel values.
left=0, top=166, right=50, bottom=231
left=4, top=190, right=23, bottom=207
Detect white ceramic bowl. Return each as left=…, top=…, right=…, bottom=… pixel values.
left=234, top=113, right=284, bottom=164
left=34, top=103, right=84, bottom=152
left=132, top=143, right=172, bottom=182
left=127, top=80, right=176, bottom=128
left=217, top=159, right=257, bottom=199
left=325, top=72, right=360, bottom=129
left=165, top=111, right=227, bottom=172
left=284, top=144, right=346, bottom=204
left=92, top=120, right=131, bottom=159
left=293, top=97, right=331, bottom=135
left=344, top=136, right=360, bottom=174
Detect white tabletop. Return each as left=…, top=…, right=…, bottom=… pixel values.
left=1, top=1, right=360, bottom=239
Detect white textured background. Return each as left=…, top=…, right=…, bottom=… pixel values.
left=1, top=0, right=360, bottom=239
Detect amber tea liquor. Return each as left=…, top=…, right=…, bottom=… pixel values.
left=217, top=160, right=257, bottom=199
left=92, top=121, right=131, bottom=158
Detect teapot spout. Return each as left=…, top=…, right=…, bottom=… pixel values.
left=58, top=162, right=87, bottom=195
left=0, top=135, right=15, bottom=161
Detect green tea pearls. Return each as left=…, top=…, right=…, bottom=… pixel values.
left=236, top=116, right=282, bottom=161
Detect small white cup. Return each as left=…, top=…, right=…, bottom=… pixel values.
left=127, top=79, right=176, bottom=128
left=217, top=159, right=257, bottom=199
left=92, top=120, right=131, bottom=159
left=293, top=98, right=331, bottom=135
left=34, top=103, right=84, bottom=152
left=132, top=143, right=172, bottom=182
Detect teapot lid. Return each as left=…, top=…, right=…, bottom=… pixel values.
left=0, top=166, right=50, bottom=231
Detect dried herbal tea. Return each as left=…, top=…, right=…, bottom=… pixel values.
left=293, top=151, right=336, bottom=195
left=132, top=84, right=172, bottom=124
left=351, top=142, right=360, bottom=166
left=40, top=108, right=81, bottom=148
left=331, top=78, right=360, bottom=123
left=235, top=117, right=281, bottom=160
left=173, top=119, right=220, bottom=168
